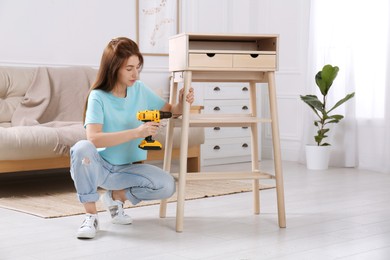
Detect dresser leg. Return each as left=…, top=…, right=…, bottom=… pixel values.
left=249, top=81, right=261, bottom=214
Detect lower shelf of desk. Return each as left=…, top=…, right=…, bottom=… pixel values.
left=171, top=171, right=275, bottom=181
left=172, top=115, right=271, bottom=127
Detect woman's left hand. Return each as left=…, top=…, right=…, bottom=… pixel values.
left=179, top=87, right=194, bottom=105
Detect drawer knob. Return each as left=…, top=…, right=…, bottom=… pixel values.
left=213, top=145, right=221, bottom=150
left=242, top=105, right=249, bottom=110
left=250, top=54, right=259, bottom=58
left=242, top=126, right=248, bottom=129
left=213, top=86, right=221, bottom=91
left=242, top=143, right=249, bottom=148
left=213, top=127, right=221, bottom=131
left=213, top=106, right=221, bottom=111
left=242, top=87, right=248, bottom=91
left=207, top=53, right=216, bottom=57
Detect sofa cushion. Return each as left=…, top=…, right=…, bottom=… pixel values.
left=0, top=126, right=60, bottom=160
left=0, top=67, right=37, bottom=123
left=11, top=67, right=97, bottom=125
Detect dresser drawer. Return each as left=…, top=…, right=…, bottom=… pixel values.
left=205, top=126, right=250, bottom=139
left=202, top=137, right=252, bottom=159
left=189, top=53, right=232, bottom=68
left=204, top=83, right=249, bottom=100
left=204, top=100, right=250, bottom=114
left=233, top=54, right=276, bottom=69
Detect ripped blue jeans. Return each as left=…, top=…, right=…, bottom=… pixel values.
left=70, top=140, right=176, bottom=205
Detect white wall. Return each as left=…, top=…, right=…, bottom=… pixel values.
left=0, top=0, right=135, bottom=66
left=0, top=0, right=311, bottom=162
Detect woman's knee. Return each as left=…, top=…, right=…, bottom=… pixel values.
left=70, top=140, right=98, bottom=175
left=143, top=165, right=176, bottom=198
left=70, top=140, right=104, bottom=187
left=70, top=140, right=96, bottom=161
left=160, top=172, right=176, bottom=198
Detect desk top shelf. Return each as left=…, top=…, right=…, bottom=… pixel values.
left=169, top=33, right=279, bottom=72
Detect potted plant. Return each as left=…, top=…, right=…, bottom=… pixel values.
left=300, top=64, right=355, bottom=170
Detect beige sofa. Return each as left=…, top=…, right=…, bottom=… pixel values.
left=0, top=66, right=204, bottom=173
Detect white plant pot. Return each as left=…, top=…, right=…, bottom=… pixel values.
left=305, top=145, right=330, bottom=170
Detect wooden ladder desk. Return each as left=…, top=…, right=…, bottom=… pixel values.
left=159, top=33, right=286, bottom=232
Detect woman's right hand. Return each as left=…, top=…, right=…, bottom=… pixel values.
left=86, top=122, right=161, bottom=148
left=137, top=121, right=160, bottom=138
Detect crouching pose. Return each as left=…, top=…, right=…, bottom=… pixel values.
left=70, top=37, right=194, bottom=239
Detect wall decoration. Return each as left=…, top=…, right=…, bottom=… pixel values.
left=136, top=0, right=180, bottom=56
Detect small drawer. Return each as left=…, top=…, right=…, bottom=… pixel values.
left=205, top=126, right=250, bottom=139
left=204, top=83, right=249, bottom=100
left=204, top=100, right=251, bottom=114
left=233, top=54, right=276, bottom=69
left=202, top=138, right=252, bottom=159
left=189, top=53, right=232, bottom=68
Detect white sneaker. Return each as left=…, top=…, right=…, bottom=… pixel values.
left=101, top=191, right=133, bottom=225
left=77, top=213, right=99, bottom=239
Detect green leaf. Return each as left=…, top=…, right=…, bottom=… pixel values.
left=327, top=92, right=355, bottom=113
left=326, top=119, right=340, bottom=124
left=315, top=65, right=339, bottom=96
left=322, top=128, right=330, bottom=134
left=325, top=114, right=344, bottom=124
left=330, top=114, right=344, bottom=120
left=300, top=95, right=325, bottom=113
left=315, top=71, right=327, bottom=95
left=326, top=120, right=340, bottom=124
left=315, top=135, right=322, bottom=144
left=315, top=128, right=330, bottom=145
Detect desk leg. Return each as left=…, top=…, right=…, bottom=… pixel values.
left=267, top=71, right=286, bottom=228
left=176, top=71, right=192, bottom=232
left=160, top=75, right=178, bottom=218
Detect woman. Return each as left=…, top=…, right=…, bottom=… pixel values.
left=70, top=37, right=194, bottom=239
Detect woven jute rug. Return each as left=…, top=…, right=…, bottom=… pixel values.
left=0, top=170, right=275, bottom=218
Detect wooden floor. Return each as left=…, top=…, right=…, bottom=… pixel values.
left=1, top=160, right=390, bottom=260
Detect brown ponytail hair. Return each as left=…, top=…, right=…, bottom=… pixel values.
left=83, top=37, right=144, bottom=123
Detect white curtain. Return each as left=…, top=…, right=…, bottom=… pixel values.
left=304, top=0, right=390, bottom=173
